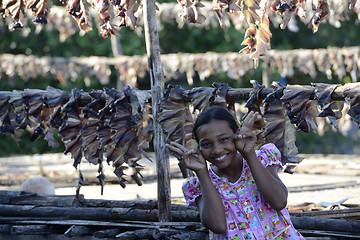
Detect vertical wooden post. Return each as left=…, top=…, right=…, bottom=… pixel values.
left=110, top=35, right=124, bottom=90
left=143, top=0, right=172, bottom=222
left=262, top=57, right=271, bottom=88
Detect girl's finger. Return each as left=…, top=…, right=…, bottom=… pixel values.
left=242, top=111, right=258, bottom=128
left=169, top=141, right=187, bottom=151
left=166, top=143, right=186, bottom=158
left=248, top=111, right=259, bottom=126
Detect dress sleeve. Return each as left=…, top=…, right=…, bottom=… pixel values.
left=182, top=176, right=202, bottom=207
left=257, top=143, right=283, bottom=172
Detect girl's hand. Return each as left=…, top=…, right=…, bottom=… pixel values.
left=234, top=111, right=258, bottom=154
left=166, top=142, right=207, bottom=173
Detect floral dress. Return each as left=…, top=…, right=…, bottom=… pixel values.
left=182, top=143, right=305, bottom=240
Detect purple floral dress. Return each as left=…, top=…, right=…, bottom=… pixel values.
left=182, top=143, right=305, bottom=240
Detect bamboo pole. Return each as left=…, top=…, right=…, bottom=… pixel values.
left=142, top=0, right=172, bottom=222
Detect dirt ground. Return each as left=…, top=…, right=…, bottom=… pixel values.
left=1, top=153, right=360, bottom=208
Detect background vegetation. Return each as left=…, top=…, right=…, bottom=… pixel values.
left=0, top=6, right=359, bottom=156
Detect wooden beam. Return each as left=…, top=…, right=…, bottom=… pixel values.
left=143, top=0, right=171, bottom=222
left=291, top=216, right=360, bottom=233
left=0, top=204, right=199, bottom=222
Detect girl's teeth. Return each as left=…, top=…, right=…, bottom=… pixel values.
left=215, top=155, right=226, bottom=161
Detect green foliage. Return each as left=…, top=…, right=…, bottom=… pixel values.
left=0, top=131, right=65, bottom=156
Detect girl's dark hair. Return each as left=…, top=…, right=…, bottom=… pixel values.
left=193, top=106, right=238, bottom=141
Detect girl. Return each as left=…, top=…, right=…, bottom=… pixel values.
left=166, top=106, right=304, bottom=240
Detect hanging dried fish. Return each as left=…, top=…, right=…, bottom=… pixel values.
left=280, top=85, right=318, bottom=133
left=262, top=81, right=285, bottom=145
left=104, top=87, right=152, bottom=187
left=59, top=89, right=87, bottom=169
left=0, top=91, right=12, bottom=124
left=0, top=91, right=17, bottom=139
left=41, top=86, right=70, bottom=148
left=80, top=90, right=107, bottom=191
left=23, top=0, right=52, bottom=24
left=263, top=82, right=303, bottom=167
left=271, top=0, right=305, bottom=29
left=97, top=88, right=123, bottom=150
left=213, top=0, right=240, bottom=26
left=244, top=80, right=266, bottom=146
left=240, top=0, right=272, bottom=68
left=178, top=0, right=206, bottom=24
left=159, top=85, right=196, bottom=177
left=212, top=82, right=231, bottom=108
left=309, top=0, right=330, bottom=33
left=2, top=0, right=25, bottom=29
left=312, top=83, right=344, bottom=129
left=112, top=0, right=140, bottom=28
left=185, top=86, right=216, bottom=112
left=81, top=90, right=106, bottom=165
left=65, top=0, right=92, bottom=32
left=342, top=83, right=360, bottom=126
left=21, top=89, right=46, bottom=141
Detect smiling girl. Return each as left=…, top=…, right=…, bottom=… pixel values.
left=166, top=106, right=304, bottom=240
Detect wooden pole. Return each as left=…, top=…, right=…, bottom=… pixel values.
left=110, top=35, right=124, bottom=90
left=142, top=0, right=172, bottom=222
left=262, top=57, right=271, bottom=88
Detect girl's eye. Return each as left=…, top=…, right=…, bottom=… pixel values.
left=200, top=142, right=210, bottom=149
left=220, top=137, right=229, bottom=142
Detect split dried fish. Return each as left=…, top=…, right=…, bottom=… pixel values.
left=312, top=82, right=344, bottom=129
left=280, top=84, right=318, bottom=133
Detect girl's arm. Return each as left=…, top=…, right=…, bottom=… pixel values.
left=166, top=142, right=227, bottom=233
left=235, top=111, right=288, bottom=211
left=242, top=150, right=288, bottom=211
left=195, top=168, right=227, bottom=234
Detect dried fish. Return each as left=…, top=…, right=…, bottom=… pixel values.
left=309, top=0, right=330, bottom=33
left=280, top=85, right=318, bottom=133
left=66, top=0, right=92, bottom=32
left=312, top=83, right=344, bottom=129
left=59, top=89, right=87, bottom=169
left=244, top=80, right=265, bottom=146
left=23, top=0, right=52, bottom=24
left=2, top=0, right=26, bottom=29
left=342, top=83, right=360, bottom=126
left=159, top=85, right=196, bottom=178
left=185, top=86, right=216, bottom=112
left=263, top=82, right=303, bottom=166
left=240, top=0, right=271, bottom=68
left=178, top=0, right=206, bottom=24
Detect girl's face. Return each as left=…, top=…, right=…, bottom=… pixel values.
left=196, top=119, right=238, bottom=169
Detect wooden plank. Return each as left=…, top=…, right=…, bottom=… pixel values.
left=0, top=191, right=193, bottom=211
left=291, top=216, right=360, bottom=233
left=298, top=229, right=360, bottom=238
left=11, top=225, right=55, bottom=235
left=0, top=224, right=11, bottom=234
left=0, top=204, right=200, bottom=222
left=290, top=208, right=360, bottom=220
left=143, top=0, right=171, bottom=223
left=0, top=218, right=203, bottom=229
left=116, top=228, right=161, bottom=240
left=93, top=228, right=122, bottom=238
left=8, top=194, right=85, bottom=207
left=64, top=225, right=94, bottom=237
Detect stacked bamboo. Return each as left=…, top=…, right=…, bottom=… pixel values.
left=0, top=191, right=359, bottom=239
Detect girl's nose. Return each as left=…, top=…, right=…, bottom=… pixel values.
left=211, top=142, right=222, bottom=154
